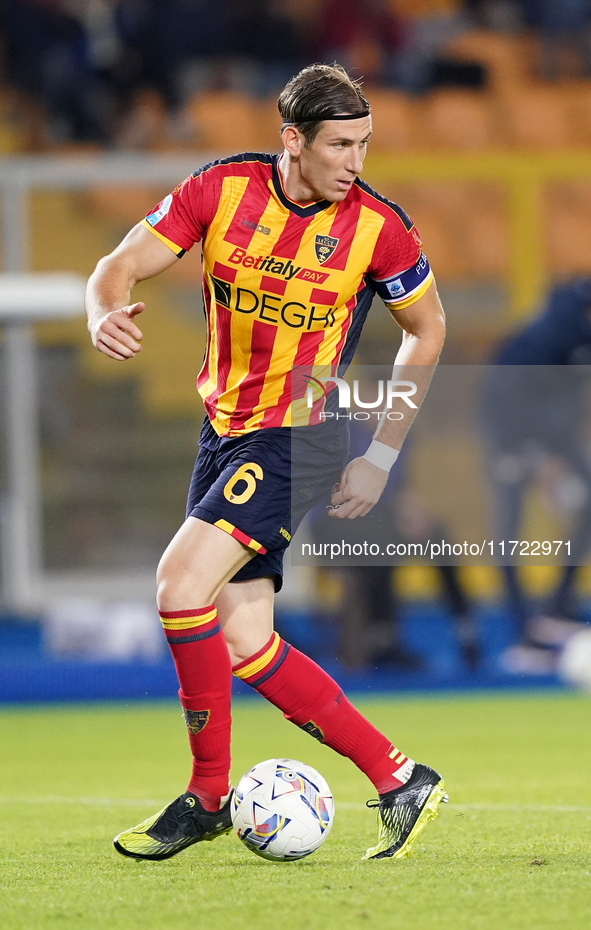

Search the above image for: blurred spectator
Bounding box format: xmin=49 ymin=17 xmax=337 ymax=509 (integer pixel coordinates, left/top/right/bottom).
xmin=311 ymin=421 xmax=480 ymax=671
xmin=99 ymin=0 xmax=307 ymax=142
xmin=0 ymin=0 xmax=109 ymax=143
xmin=518 ymin=0 xmax=591 ymax=79
xmin=386 ymin=0 xmax=486 ymax=92
xmin=108 ymin=0 xmax=232 ymax=144
xmin=329 ymin=558 xmax=479 ymax=672
xmin=0 ymin=0 xmax=491 ymax=148
xmin=482 ymin=279 xmax=591 ymax=672
xmin=313 ymin=0 xmax=405 ymax=85
xmin=224 ymin=0 xmax=308 ymax=96
xmin=464 ymin=0 xmax=524 ymax=32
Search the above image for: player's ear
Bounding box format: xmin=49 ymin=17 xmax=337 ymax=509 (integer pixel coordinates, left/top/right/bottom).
xmin=282 ymin=125 xmax=304 ymax=157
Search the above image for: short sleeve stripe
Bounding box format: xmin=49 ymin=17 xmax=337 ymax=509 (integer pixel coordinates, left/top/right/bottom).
xmin=140 ymin=219 xmax=186 ymax=257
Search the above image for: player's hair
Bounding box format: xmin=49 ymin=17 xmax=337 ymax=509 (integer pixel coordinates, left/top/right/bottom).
xmin=278 ymin=63 xmax=370 ymax=146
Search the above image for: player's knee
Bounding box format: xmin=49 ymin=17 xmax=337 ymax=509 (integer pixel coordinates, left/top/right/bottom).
xmin=223 ymin=631 xmax=251 ymax=667
xmin=155 ymin=566 xmax=213 ymax=613
xmin=155 ymin=574 xmax=175 ymax=612
xmin=225 ymin=627 xmax=272 ymax=667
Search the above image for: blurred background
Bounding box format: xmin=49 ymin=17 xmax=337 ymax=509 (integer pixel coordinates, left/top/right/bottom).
xmin=2 ymin=0 xmax=591 ymax=701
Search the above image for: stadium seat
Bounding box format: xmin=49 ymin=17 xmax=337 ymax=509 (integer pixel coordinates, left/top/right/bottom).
xmin=464 ymin=184 xmax=507 ymax=277
xmin=444 ymin=29 xmax=537 ymax=91
xmin=422 ymin=89 xmax=499 ymax=150
xmin=561 ymin=83 xmax=591 ymax=148
xmin=82 ymin=187 xmax=161 ymax=226
xmin=116 ymin=90 xmax=178 ymax=152
xmin=0 ymin=88 xmax=23 ymax=153
xmin=185 ymin=92 xmax=260 ymax=152
xmin=500 ymin=85 xmax=574 ymax=149
xmin=385 ymin=182 xmax=506 ymax=279
xmin=252 ymin=97 xmax=284 ymax=154
xmin=82 ymin=188 xmax=205 ymax=285
xmin=546 ymin=181 xmax=591 ymax=275
xmin=364 ymin=89 xmax=425 ymax=151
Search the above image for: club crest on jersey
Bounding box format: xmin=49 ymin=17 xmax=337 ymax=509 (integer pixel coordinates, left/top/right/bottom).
xmin=315 ymin=235 xmax=339 ymax=265
xmin=182 ymin=708 xmax=210 ymax=734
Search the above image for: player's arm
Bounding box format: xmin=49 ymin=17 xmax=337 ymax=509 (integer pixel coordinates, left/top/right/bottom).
xmin=372 ymin=278 xmax=445 ymax=449
xmin=86 ymin=223 xmax=180 ymax=361
xmin=329 ymin=279 xmax=445 ymax=519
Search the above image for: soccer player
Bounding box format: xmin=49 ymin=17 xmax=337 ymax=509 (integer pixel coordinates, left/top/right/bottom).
xmin=86 ymin=63 xmax=447 ymax=861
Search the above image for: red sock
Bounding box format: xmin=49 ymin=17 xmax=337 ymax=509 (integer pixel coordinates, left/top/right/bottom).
xmin=232 ymin=633 xmax=414 ymax=794
xmin=160 ymin=606 xmax=232 ymax=811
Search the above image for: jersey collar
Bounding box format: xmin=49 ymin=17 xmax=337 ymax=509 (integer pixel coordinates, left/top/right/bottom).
xmin=271 ymin=155 xmax=331 ymax=218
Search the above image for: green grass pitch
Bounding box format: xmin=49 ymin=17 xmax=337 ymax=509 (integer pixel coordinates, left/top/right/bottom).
xmin=1 ymin=692 xmax=590 ymax=930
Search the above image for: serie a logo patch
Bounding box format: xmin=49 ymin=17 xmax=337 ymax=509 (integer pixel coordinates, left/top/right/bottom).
xmin=315 ymin=235 xmax=339 ymax=265
xmin=183 ymin=708 xmax=210 ymax=734
xmin=145 ymin=193 xmax=172 ymax=226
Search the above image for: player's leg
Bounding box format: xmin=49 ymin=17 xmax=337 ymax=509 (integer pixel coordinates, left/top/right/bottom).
xmin=113 ymin=517 xmax=253 ymax=861
xmin=225 ymin=577 xmax=413 ymax=790
xmin=215 ymin=576 xmax=275 ymax=664
xmin=157 ymin=515 xmax=254 ymax=609
xmin=156 ymin=516 xmax=254 ymax=808
xmin=218 ymin=573 xmax=447 ymax=859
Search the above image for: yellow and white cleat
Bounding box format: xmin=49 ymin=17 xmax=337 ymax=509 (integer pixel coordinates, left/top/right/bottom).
xmin=363 ymin=764 xmax=448 ymax=860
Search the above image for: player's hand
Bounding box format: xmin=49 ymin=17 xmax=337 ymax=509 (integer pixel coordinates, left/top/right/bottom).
xmin=91 ymin=302 xmax=145 ymax=360
xmin=327 ymin=456 xmax=389 ymax=519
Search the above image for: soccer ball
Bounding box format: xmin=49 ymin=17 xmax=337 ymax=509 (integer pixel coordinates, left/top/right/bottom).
xmin=231 ymin=758 xmax=334 ymax=861
xmin=558 ymin=628 xmax=591 ymax=692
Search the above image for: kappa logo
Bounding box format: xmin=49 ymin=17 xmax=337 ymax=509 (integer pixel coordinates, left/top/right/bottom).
xmin=182 ymin=708 xmax=211 ymax=735
xmin=315 ymin=235 xmax=339 ymax=265
xmin=241 ymin=218 xmax=271 ymax=236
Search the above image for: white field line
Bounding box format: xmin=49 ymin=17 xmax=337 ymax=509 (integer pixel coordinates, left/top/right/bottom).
xmin=0 ymin=797 xmax=589 ymax=813
xmin=0 ymin=797 xmax=166 ymax=807
xmin=341 ymin=802 xmax=591 ymax=813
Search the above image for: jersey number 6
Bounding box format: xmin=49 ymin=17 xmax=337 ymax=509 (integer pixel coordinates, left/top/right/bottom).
xmin=223 ymin=462 xmax=264 ymax=504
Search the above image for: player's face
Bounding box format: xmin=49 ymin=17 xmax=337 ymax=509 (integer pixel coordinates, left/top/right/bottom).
xmin=300 ymin=117 xmax=372 ymax=202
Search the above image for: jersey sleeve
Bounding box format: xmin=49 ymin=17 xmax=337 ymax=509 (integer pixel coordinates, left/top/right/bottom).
xmin=141 ymin=169 xmax=219 ymax=257
xmin=368 ymin=209 xmax=434 ymax=311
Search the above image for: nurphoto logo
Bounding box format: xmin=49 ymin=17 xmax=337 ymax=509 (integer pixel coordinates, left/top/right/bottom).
xmin=304 ymin=376 xmax=418 ymax=413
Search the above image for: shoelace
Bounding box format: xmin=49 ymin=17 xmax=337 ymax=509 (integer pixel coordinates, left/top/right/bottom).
xmin=179 ymin=806 xmax=198 ymax=820
xmin=366 ymin=792 xmax=403 ymax=811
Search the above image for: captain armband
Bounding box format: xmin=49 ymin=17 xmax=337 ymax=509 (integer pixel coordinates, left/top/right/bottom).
xmin=373 ymin=252 xmax=433 ymax=309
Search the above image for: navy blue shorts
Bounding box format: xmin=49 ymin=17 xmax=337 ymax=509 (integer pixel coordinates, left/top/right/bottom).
xmin=187 ymin=417 xmax=349 ymax=591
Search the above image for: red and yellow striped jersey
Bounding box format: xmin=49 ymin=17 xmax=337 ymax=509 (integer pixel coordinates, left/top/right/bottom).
xmin=142 ymin=153 xmax=433 ymax=436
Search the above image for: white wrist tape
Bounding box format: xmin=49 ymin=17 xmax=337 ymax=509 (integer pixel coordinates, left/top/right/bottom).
xmin=362 ymin=440 xmax=400 ymax=473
